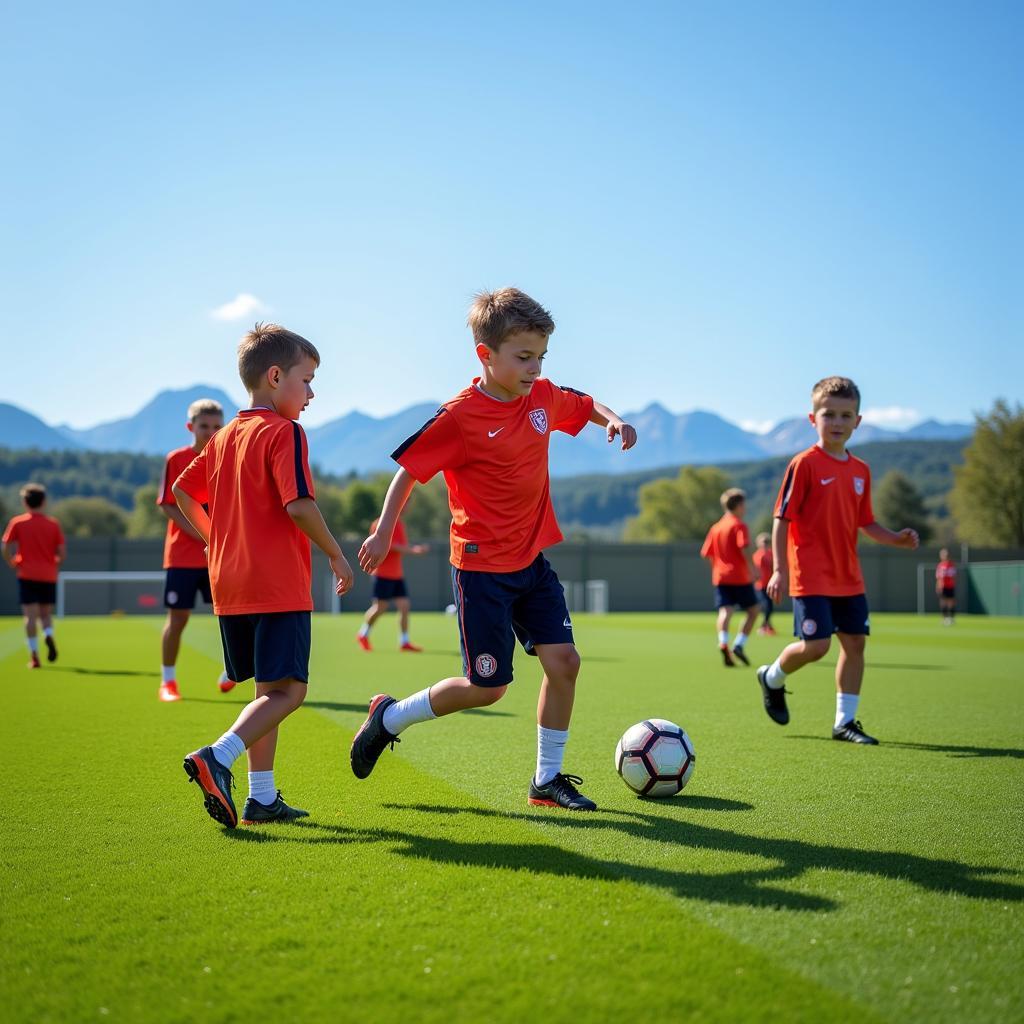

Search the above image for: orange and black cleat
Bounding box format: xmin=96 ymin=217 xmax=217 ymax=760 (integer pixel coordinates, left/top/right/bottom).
xmin=183 ymin=746 xmax=237 ymax=828
xmin=528 ymin=773 xmax=597 ymax=811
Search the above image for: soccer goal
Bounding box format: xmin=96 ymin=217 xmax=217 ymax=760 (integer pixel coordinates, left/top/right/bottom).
xmin=561 ymin=579 xmax=610 ymax=614
xmin=57 ymin=571 xmax=166 ymax=617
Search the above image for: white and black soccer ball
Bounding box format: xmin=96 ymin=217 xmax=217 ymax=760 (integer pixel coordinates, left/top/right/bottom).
xmin=614 ymin=719 xmax=696 ymax=798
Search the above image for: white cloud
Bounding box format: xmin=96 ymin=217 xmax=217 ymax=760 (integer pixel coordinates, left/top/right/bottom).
xmin=739 ymin=418 xmax=777 ymax=435
xmin=860 ymin=406 xmax=921 ymax=429
xmin=210 ymin=293 xmax=268 ymax=321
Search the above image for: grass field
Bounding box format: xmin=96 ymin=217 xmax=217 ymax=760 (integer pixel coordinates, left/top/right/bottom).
xmin=1 ymin=611 xmax=1022 ymax=1023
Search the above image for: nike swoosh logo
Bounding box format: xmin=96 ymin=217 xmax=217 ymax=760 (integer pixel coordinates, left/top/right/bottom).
xmin=820 ymin=477 xmax=835 ymax=485
xmin=488 ymin=428 xmax=504 ymax=438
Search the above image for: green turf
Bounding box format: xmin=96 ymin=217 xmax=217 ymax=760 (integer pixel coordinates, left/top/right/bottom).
xmin=1 ymin=612 xmax=1021 ymax=1023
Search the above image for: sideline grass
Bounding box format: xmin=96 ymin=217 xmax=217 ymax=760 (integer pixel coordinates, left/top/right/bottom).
xmin=0 ymin=612 xmax=1021 ymax=1023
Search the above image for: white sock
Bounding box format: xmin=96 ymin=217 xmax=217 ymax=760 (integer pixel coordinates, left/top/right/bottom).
xmin=358 ymin=623 xmax=370 ymax=638
xmin=382 ymin=688 xmax=436 ymax=735
xmin=248 ymin=770 xmax=276 ymax=805
xmin=210 ymin=731 xmax=245 ymax=768
xmin=27 ymin=636 xmax=39 ymax=654
xmin=400 ymin=631 xmax=410 ymax=645
xmin=733 ymin=632 xmax=749 ymax=648
xmin=535 ymin=726 xmax=569 ymax=787
xmin=43 ymin=626 xmax=54 ymax=638
xmin=835 ymin=692 xmax=859 ymax=728
xmin=218 ymin=669 xmax=231 ymax=683
xmin=765 ymin=659 xmax=787 ymax=689
xmin=718 ymin=630 xmax=729 ymax=645
xmin=161 ymin=665 xmax=176 ymax=684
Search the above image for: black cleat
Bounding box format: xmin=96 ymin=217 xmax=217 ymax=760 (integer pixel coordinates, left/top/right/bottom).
xmin=44 ymin=635 xmax=58 ymax=662
xmin=720 ymin=644 xmax=735 ymax=667
xmin=183 ymin=746 xmax=237 ymax=828
xmin=350 ymin=694 xmax=400 ymax=779
xmin=241 ymin=792 xmax=310 ymax=824
xmin=757 ymin=665 xmax=790 ymax=725
xmin=731 ymin=644 xmax=750 ymax=666
xmin=832 ymin=719 xmax=879 ymax=745
xmin=528 ymin=773 xmax=597 ymax=811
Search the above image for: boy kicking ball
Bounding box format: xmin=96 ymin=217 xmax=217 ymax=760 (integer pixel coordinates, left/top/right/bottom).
xmin=757 ymin=376 xmax=919 ymax=744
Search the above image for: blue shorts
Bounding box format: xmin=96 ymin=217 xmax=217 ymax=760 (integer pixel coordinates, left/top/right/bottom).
xmin=218 ymin=611 xmax=311 ymax=684
xmin=164 ymin=568 xmax=212 ymax=610
xmin=372 ymin=577 xmax=408 ymax=601
xmin=714 ymin=583 xmax=758 ymax=610
xmin=452 ymin=554 xmax=574 ymax=687
xmin=793 ymin=594 xmax=870 ymax=639
xmin=18 ymin=579 xmax=56 ymax=605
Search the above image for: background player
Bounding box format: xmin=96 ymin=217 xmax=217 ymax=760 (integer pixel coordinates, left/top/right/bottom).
xmin=700 ymin=489 xmax=759 ymax=666
xmin=352 ymin=287 xmax=637 ymax=812
xmin=757 ymin=376 xmax=919 ymax=745
xmin=936 ymin=548 xmax=958 ymax=624
xmin=356 ymin=511 xmax=429 ymax=651
xmin=3 ymin=483 xmax=65 ymax=669
xmin=155 ymin=398 xmax=232 ymax=702
xmin=754 ymin=531 xmax=776 ymax=635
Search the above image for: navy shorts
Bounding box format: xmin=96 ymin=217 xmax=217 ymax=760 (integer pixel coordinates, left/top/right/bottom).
xmin=18 ymin=579 xmax=56 ymax=605
xmin=218 ymin=611 xmax=311 ymax=684
xmin=164 ymin=568 xmax=212 ymax=610
xmin=372 ymin=577 xmax=408 ymax=601
xmin=793 ymin=594 xmax=870 ymax=639
xmin=940 ymin=587 xmax=956 ymax=599
xmin=714 ymin=583 xmax=758 ymax=609
xmin=452 ymin=554 xmax=574 ymax=687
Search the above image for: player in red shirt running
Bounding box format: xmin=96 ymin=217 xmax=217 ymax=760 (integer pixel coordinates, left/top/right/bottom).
xmin=351 ymin=288 xmax=637 ymax=811
xmin=935 ymin=549 xmax=958 ymax=625
xmin=753 ymin=532 xmax=776 ymax=635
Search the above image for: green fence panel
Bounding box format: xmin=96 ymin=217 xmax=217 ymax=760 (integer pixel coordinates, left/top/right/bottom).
xmin=966 ymin=562 xmax=1024 ymax=616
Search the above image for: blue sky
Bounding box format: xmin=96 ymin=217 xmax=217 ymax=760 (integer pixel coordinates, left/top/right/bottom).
xmin=2 ymin=1 xmax=1021 ymax=432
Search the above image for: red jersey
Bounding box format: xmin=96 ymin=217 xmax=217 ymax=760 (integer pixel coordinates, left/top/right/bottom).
xmin=753 ymin=548 xmax=773 ymax=590
xmin=774 ymin=445 xmax=875 ymax=597
xmin=936 ymin=561 xmax=957 ymax=589
xmin=157 ymin=445 xmax=208 ymax=569
xmin=3 ymin=512 xmax=65 ymax=582
xmin=174 ymin=409 xmax=316 ymax=615
xmin=700 ymin=514 xmax=752 ymax=585
xmin=393 ymin=377 xmax=593 ymax=572
xmin=374 ymin=518 xmax=407 ymax=579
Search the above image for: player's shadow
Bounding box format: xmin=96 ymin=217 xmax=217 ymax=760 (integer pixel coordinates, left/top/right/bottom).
xmin=57 ymin=666 xmax=154 ymax=678
xmin=785 ymin=736 xmax=1023 ymax=759
xmin=868 ymin=663 xmax=947 ymax=671
xmin=303 ymin=700 xmax=514 ymax=718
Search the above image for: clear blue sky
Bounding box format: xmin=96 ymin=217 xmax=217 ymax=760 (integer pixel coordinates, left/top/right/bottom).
xmin=2 ymin=1 xmax=1021 ymax=432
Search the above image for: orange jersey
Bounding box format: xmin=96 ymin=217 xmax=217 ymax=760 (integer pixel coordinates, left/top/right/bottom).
xmin=157 ymin=445 xmax=208 ymax=569
xmin=174 ymin=409 xmax=316 ymax=615
xmin=393 ymin=377 xmax=593 ymax=572
xmin=700 ymin=514 xmax=752 ymax=585
xmin=774 ymin=446 xmax=875 ymax=597
xmin=936 ymin=561 xmax=957 ymax=588
xmin=3 ymin=512 xmax=65 ymax=582
xmin=374 ymin=518 xmax=407 ymax=579
xmin=753 ymin=548 xmax=773 ymax=589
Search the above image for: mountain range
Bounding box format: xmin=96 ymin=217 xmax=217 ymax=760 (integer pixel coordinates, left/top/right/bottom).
xmin=0 ymin=387 xmax=973 ymax=478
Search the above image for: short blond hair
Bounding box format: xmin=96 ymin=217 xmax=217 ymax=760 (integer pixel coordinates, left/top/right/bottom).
xmin=721 ymin=488 xmax=746 ymax=512
xmin=467 ymin=288 xmax=555 ymax=350
xmin=237 ymin=323 xmax=320 ymax=392
xmin=187 ymin=398 xmax=224 ymax=422
xmin=812 ymin=376 xmax=861 ymax=411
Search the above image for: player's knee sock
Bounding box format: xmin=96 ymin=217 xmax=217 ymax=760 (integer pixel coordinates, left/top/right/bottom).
xmin=27 ymin=636 xmax=39 ymax=654
xmin=764 ymin=659 xmax=786 ymax=689
xmin=382 ymin=687 xmax=436 ymax=735
xmin=718 ymin=630 xmax=729 ymax=646
xmin=733 ymin=632 xmax=749 ymax=648
xmin=161 ymin=665 xmax=175 ymax=683
xmin=535 ymin=726 xmax=569 ymax=787
xmin=835 ymin=692 xmax=859 ymax=728
xmin=358 ymin=623 xmax=371 ymax=638
xmin=210 ymin=731 xmax=245 ymax=768
xmin=400 ymin=631 xmax=410 ymax=645
xmin=218 ymin=669 xmax=231 ymax=683
xmin=247 ymin=770 xmax=276 ymax=805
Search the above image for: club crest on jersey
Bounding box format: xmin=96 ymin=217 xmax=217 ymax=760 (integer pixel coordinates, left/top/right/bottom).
xmin=474 ymin=653 xmax=497 ymax=678
xmin=529 ymin=409 xmax=548 ymax=435
xmin=853 ymin=477 xmax=865 ymax=495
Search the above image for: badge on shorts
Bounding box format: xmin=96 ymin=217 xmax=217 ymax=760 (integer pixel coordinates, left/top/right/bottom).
xmin=166 ymin=590 xmax=178 ymax=605
xmin=475 ymin=653 xmax=497 ymax=678
xmin=802 ymin=618 xmax=818 ymax=636
xmin=853 ymin=476 xmax=864 ymax=495
xmin=529 ymin=409 xmax=548 ymax=434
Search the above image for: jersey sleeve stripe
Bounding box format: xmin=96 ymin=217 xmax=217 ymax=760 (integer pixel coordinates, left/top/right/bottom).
xmin=777 ymin=463 xmax=797 ymax=518
xmin=558 ymin=385 xmax=590 ymax=398
xmin=292 ymin=422 xmax=311 ymax=500
xmin=391 ymin=407 xmax=446 ymax=462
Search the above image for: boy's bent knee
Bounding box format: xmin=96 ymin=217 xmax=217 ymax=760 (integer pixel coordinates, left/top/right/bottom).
xmin=801 ymin=638 xmax=831 ymax=660
xmin=470 ymin=682 xmax=507 ymax=706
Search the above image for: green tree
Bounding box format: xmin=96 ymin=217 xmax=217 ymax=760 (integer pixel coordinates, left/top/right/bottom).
xmin=949 ymin=400 xmax=1024 ymax=546
xmin=402 ymin=476 xmax=451 ymax=539
xmin=873 ymin=470 xmax=932 ymax=543
xmin=343 ymin=478 xmax=389 ymax=537
xmin=126 ymin=484 xmax=167 ymax=538
xmin=52 ymin=496 xmax=128 ymax=537
xmin=315 ymin=482 xmax=349 ymax=540
xmin=623 ymin=465 xmax=730 ymax=542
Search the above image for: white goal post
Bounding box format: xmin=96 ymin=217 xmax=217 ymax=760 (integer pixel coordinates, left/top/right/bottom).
xmin=57 ymin=571 xmax=166 ymax=617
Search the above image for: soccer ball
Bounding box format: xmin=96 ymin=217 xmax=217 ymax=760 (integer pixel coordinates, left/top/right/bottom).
xmin=614 ymin=719 xmax=696 ymax=798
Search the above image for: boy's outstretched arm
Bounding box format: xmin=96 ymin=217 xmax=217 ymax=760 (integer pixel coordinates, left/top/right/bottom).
xmin=171 ymin=485 xmax=212 ymax=545
xmin=862 ymin=522 xmax=920 ymax=549
xmin=359 ymin=468 xmax=417 ymax=573
xmin=286 ymin=498 xmax=354 ymax=594
xmin=589 ymin=401 xmax=638 ymax=451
